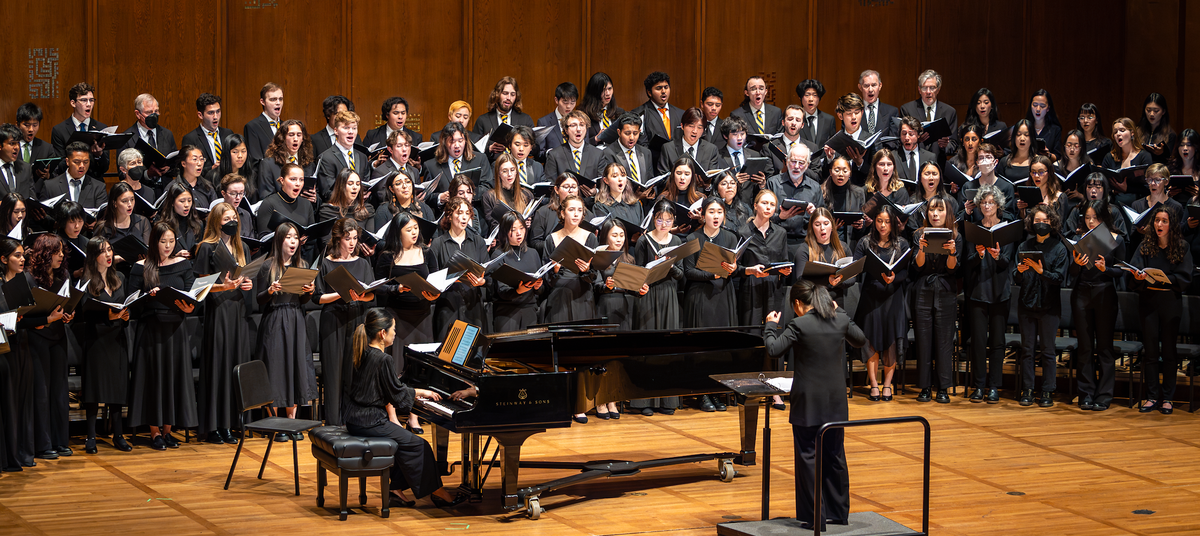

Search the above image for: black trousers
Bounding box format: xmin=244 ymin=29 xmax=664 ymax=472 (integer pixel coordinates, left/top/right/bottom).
xmin=1139 ymin=290 xmax=1182 ymax=401
xmin=347 ymin=420 xmax=443 ymax=498
xmin=30 ymin=335 xmax=69 ymax=451
xmin=793 ymin=425 xmax=849 ymax=525
xmin=967 ymin=299 xmax=1007 ymax=390
xmin=913 ymin=282 xmax=955 ymax=390
xmin=1072 ymin=283 xmax=1117 ymax=404
xmin=1018 ymin=309 xmax=1058 ymax=392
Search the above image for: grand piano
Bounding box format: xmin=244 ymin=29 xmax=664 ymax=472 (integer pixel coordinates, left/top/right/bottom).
xmin=402 ymin=322 xmax=771 ymax=519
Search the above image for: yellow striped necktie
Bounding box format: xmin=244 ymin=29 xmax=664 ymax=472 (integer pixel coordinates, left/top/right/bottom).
xmin=659 ymin=108 xmax=671 ymax=139
xmin=210 ymin=131 xmax=222 ymax=161
xmin=453 ymin=159 xmax=461 ymax=174
xmin=519 ymin=162 xmax=527 ymax=184
xmin=573 ymin=149 xmax=582 ymax=171
xmin=755 ymin=110 xmax=765 ymax=134
xmin=626 ymin=150 xmax=638 ymax=181
xmin=501 ymin=113 xmax=509 ymax=125
xmin=347 ymin=150 xmax=355 ymax=171
xmin=269 ymin=120 xmax=279 ymax=130
xmin=288 ymin=155 xmax=297 ymax=164
xmin=601 ymin=109 xmax=610 ymax=130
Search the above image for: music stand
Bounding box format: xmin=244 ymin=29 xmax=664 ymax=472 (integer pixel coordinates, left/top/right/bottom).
xmin=710 ymin=371 xmax=793 ymax=521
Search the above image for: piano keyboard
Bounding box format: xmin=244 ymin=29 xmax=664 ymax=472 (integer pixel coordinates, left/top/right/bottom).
xmin=419 ymin=398 xmax=473 ymax=418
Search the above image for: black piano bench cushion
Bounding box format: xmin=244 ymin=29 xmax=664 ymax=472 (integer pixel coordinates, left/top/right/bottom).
xmin=310 ymin=426 xmax=397 ymax=471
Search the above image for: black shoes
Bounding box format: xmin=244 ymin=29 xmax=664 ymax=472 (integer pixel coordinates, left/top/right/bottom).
xmin=85 ymin=438 xmax=97 ymax=454
xmin=219 ymin=429 xmax=239 ymax=445
xmin=610 ymin=410 xmax=620 ymax=420
xmin=935 ymin=390 xmax=950 ymax=404
xmin=596 ymin=411 xmax=611 ymax=420
xmin=1038 ymin=392 xmax=1054 ymax=408
xmin=573 ymin=415 xmax=588 ymax=424
xmin=1092 ymin=402 xmax=1109 ymax=411
xmin=881 ymin=386 xmax=893 ymax=402
xmin=55 ymin=446 xmax=73 ymax=457
xmin=713 ymin=396 xmax=727 ymax=411
xmin=1139 ymin=400 xmax=1158 ymax=413
xmin=1160 ymin=402 xmax=1174 ymax=415
xmin=1079 ymin=395 xmax=1094 ymax=411
xmin=916 ymin=388 xmax=932 ymax=403
xmin=656 ymin=408 xmax=675 ymax=415
xmin=868 ymin=387 xmax=881 ymax=402
xmin=969 ymin=389 xmax=984 ymax=403
xmin=1019 ymin=390 xmax=1034 ymax=406
xmin=35 ymin=450 xmax=59 ymax=460
xmin=771 ymin=402 xmax=786 ymax=411
xmin=430 ymin=490 xmax=469 ymax=508
xmin=205 ymin=431 xmax=226 ymax=444
xmin=150 ymin=436 xmax=167 ymax=451
xmin=699 ymin=395 xmax=716 ymax=412
xmin=275 ymin=432 xmax=291 ymax=442
xmin=388 ymin=494 xmax=416 ymax=508
xmin=162 ymin=434 xmax=180 ymax=449
xmin=986 ymin=389 xmax=1000 ymax=404
xmin=641 ymin=408 xmax=654 ymax=416
xmin=114 ymin=435 xmax=133 ymax=452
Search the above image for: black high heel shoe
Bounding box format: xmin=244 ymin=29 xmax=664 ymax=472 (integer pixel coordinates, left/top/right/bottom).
xmin=430 ymin=490 xmax=469 ymax=508
xmin=85 ymin=437 xmax=97 ymax=454
xmin=881 ymin=386 xmax=893 ymax=402
xmin=867 ymin=387 xmax=881 ymax=402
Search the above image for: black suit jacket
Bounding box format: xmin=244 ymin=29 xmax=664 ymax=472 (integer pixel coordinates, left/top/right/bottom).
xmin=362 ymin=125 xmax=423 ymax=150
xmin=656 ymin=138 xmax=722 ymax=176
xmin=121 ymin=124 xmax=178 ymax=155
xmin=892 ymin=146 xmax=937 ymax=185
xmin=600 ymin=144 xmax=654 ymax=185
xmin=181 ymin=126 xmax=235 ymax=169
xmin=419 ymin=152 xmax=494 ymax=213
xmin=634 ymin=100 xmax=684 ymax=160
xmin=545 ymin=143 xmax=604 ymax=182
xmin=730 ymin=103 xmax=783 ymax=136
xmin=316 ymin=145 xmax=371 ymax=201
xmin=516 ymin=157 xmax=546 ymax=186
xmin=799 ymin=110 xmax=837 ymax=149
xmin=702 ymin=117 xmax=725 ymax=146
xmin=764 ymin=311 xmax=866 ymax=427
xmin=0 ymin=160 xmax=35 ymax=198
xmin=863 ymin=101 xmax=899 ymax=138
xmin=242 ymin=114 xmax=277 ymax=164
xmin=50 ymin=118 xmax=110 ymax=179
xmin=535 ymin=112 xmax=564 ymax=160
xmin=24 ymin=138 xmax=56 ymax=162
xmin=899 ymin=99 xmax=959 ymax=160
xmin=472 ymin=110 xmax=535 ymax=138
xmin=36 ymin=172 xmax=107 ymax=210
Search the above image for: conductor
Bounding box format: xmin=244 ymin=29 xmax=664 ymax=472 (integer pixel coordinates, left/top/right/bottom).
xmin=764 ymin=280 xmax=866 ymax=529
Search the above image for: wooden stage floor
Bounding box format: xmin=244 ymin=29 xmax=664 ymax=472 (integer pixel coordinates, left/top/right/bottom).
xmin=1 ymin=393 xmax=1198 ymax=535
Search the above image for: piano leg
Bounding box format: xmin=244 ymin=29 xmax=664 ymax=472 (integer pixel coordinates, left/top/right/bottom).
xmin=491 ymin=430 xmax=542 ymax=510
xmin=737 ymin=397 xmax=760 ymax=465
xmin=432 ymin=425 xmax=451 ymax=476
xmin=461 ymin=432 xmax=484 ymax=502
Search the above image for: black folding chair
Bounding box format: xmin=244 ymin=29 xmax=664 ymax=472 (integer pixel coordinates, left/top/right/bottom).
xmin=224 ymin=360 xmax=323 ymax=495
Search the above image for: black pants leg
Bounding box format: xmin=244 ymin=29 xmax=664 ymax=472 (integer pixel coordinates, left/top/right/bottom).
xmin=347 ymin=420 xmax=444 ymax=498
xmin=1092 ymin=287 xmax=1119 ymax=405
xmin=1140 ymin=291 xmax=1182 ymax=401
xmin=793 ymin=425 xmax=849 ymax=525
xmin=1019 ymin=310 xmax=1058 ymax=393
xmin=932 ymin=286 xmax=956 ymax=390
xmin=914 ymin=286 xmax=936 ymax=390
xmin=1072 ymin=285 xmax=1098 ymax=398
xmin=968 ymin=300 xmax=1007 ymax=389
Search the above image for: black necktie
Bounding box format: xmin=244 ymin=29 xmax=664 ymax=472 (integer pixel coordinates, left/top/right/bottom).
xmin=733 ymin=151 xmax=742 ymax=171
xmin=147 ymin=129 xmax=157 ymax=150
xmin=686 ymin=146 xmax=695 ymax=158
xmin=3 ymin=163 xmax=13 ymax=190
xmin=908 ymin=151 xmax=917 ymax=178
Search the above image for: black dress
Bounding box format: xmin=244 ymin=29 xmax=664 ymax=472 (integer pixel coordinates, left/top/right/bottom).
xmin=0 ymin=274 xmax=38 ymax=468
xmin=632 ymin=233 xmax=683 ymax=331
xmin=26 ymin=277 xmax=72 ymax=452
xmin=591 ymin=200 xmax=644 ymax=226
xmin=193 ymin=241 xmax=253 ymax=435
xmin=529 ymin=204 xmax=594 ymax=253
xmin=490 ymin=247 xmax=543 ymax=333
xmin=313 ymin=256 xmax=374 ymax=425
xmin=255 ymin=265 xmax=318 ymax=408
xmin=256 ymin=191 xmax=315 ymax=235
xmin=430 ymin=232 xmax=490 ymax=338
xmin=736 ymin=219 xmax=788 ymax=325
xmin=542 ymin=233 xmax=599 ymax=323
xmin=595 ymin=253 xmax=638 ymax=330
xmin=682 ymin=228 xmax=738 ymax=328
xmin=78 ymin=274 xmax=130 ymax=405
xmin=852 ymin=237 xmax=910 ymax=366
xmin=317 ymin=203 xmax=376 ymax=239
xmin=128 ymin=261 xmax=199 ymax=429
xmin=375 ymin=252 xmax=437 ymax=373
xmin=342 ymin=346 xmax=444 ymax=498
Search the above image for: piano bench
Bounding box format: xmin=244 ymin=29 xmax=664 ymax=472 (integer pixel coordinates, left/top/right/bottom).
xmin=309 ymin=426 xmax=398 ymax=521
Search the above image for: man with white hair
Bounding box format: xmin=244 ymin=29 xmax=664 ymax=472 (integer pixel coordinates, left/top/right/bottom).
xmin=766 ymin=142 xmax=824 ymax=248
xmin=858 ymin=70 xmax=899 ymax=138
xmin=121 ymin=93 xmax=178 ymax=155
xmin=899 ymin=69 xmax=958 ymax=159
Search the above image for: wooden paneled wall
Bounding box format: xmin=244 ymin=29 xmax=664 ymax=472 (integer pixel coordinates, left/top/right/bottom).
xmin=2 ymin=0 xmax=1195 ymax=148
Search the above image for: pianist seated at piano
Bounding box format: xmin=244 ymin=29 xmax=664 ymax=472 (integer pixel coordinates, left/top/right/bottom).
xmin=342 ymin=307 xmax=468 ymax=509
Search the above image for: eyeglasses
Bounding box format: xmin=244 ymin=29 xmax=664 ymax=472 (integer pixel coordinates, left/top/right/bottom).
xmin=1078 ymin=115 xmax=1095 ymax=122
xmin=226 ymin=191 xmax=245 ymax=199
xmin=655 ymin=219 xmax=675 ymax=226
xmin=787 ymin=159 xmax=808 ymax=166
xmin=1030 ymin=170 xmax=1048 ymax=177
xmin=560 ymin=185 xmax=578 ymax=191
xmin=1147 ymin=177 xmax=1166 ymax=184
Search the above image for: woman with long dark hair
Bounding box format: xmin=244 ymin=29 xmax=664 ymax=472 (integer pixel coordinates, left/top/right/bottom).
xmin=24 ymin=234 xmax=74 ymax=459
xmin=373 ymin=165 xmax=434 ymax=231
xmin=910 ymin=195 xmax=960 ymax=403
xmin=529 ymin=173 xmax=591 ymax=253
xmin=207 ymin=133 xmax=257 ymax=200
xmin=0 ymin=193 xmax=27 ymax=239
xmin=153 ymin=181 xmax=204 ymax=257
xmin=193 ymin=203 xmax=254 ymax=444
xmin=257 ymin=119 xmax=317 ymax=201
xmin=479 ymin=153 xmax=533 ymax=230
xmin=312 ymin=218 xmax=375 ymax=426
xmin=490 ymin=211 xmax=543 ymax=333
xmin=78 ymin=237 xmax=133 ymax=452
xmin=1025 ymin=89 xmax=1062 ymax=158
xmin=1130 ymin=206 xmax=1193 ymax=414
xmin=581 ymin=72 xmax=623 ymax=144
xmin=319 ymin=168 xmax=375 ymax=238
xmin=999 ymin=119 xmax=1037 ymax=184
xmin=591 ymin=161 xmax=643 ymax=224
xmin=255 ymin=223 xmax=317 ymax=438
xmin=853 ymin=205 xmax=910 ymax=402
xmin=1069 ymin=200 xmax=1125 ymax=412
xmin=1077 ymin=103 xmax=1111 ymax=157
xmin=0 ymin=239 xmax=36 ymax=467
xmin=1138 ymin=93 xmax=1177 ymax=166
xmin=128 ymin=222 xmax=198 ymax=450
xmin=963 ymin=88 xmax=1007 ymax=138
xmin=94 ymin=182 xmax=152 ymax=265
xmin=628 ymin=200 xmax=683 ymax=416
xmin=430 ymin=196 xmax=489 ymax=340
xmin=342 ymin=307 xmax=467 ymax=508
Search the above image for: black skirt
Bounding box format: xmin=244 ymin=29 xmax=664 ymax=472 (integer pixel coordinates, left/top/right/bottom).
xmin=129 ymin=314 xmax=199 ymax=428
xmin=199 ymin=295 xmax=251 ymax=433
xmin=258 ymin=304 xmax=318 ymax=408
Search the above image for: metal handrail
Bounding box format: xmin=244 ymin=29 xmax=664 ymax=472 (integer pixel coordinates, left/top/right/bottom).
xmin=814 ymin=415 xmax=930 ymax=536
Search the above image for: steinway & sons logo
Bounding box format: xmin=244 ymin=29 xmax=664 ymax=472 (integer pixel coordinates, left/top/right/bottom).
xmin=498 ymin=388 xmax=549 ymax=406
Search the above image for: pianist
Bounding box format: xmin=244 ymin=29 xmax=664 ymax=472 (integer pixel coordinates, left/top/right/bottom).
xmin=764 ymin=280 xmax=866 ymax=530
xmin=343 ymin=307 xmax=468 ymax=508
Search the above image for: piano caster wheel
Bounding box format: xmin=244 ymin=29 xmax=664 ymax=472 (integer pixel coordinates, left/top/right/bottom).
xmin=719 ymin=459 xmax=736 ymax=482
xmin=526 ymin=497 xmax=543 ymax=520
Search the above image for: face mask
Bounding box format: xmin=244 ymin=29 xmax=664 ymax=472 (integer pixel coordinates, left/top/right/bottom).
xmin=221 ymin=221 xmax=239 ymax=237
xmin=1033 ymin=222 xmax=1052 ymax=236
xmin=144 ymin=113 xmax=159 ymax=129
xmin=978 ymin=159 xmax=996 ymax=174
xmin=126 ymin=165 xmax=147 ymax=182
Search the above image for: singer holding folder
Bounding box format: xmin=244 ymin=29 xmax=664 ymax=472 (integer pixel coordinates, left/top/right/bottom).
xmin=25 ymin=234 xmax=77 ymax=459
xmin=255 ymin=223 xmax=317 ymax=436
xmin=1130 ymin=206 xmax=1193 ymax=415
xmin=128 ymin=222 xmax=198 ymax=451
xmin=963 ymin=185 xmax=1015 ymax=404
xmin=627 ymin=200 xmax=683 ymax=416
xmin=763 ymin=280 xmax=866 ymax=530
xmin=1069 ymin=201 xmax=1125 ymax=411
xmin=853 ymin=205 xmax=910 ymax=402
xmin=192 ymin=204 xmax=254 ymax=444
xmin=1012 ymin=204 xmax=1069 ymax=407
xmin=312 ymin=218 xmax=375 ymax=427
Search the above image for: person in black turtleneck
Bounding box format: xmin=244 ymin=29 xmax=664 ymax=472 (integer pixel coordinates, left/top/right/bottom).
xmin=1068 ymin=200 xmax=1126 ymax=411
xmin=1012 ymin=204 xmax=1068 ymax=407
xmin=821 ymin=156 xmax=867 ymax=247
xmin=1130 ymin=206 xmax=1193 ymax=415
